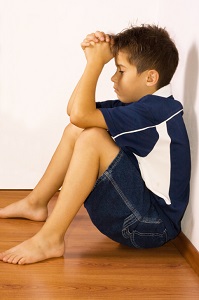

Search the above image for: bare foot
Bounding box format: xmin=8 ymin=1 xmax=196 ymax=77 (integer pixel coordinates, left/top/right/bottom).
xmin=0 ymin=196 xmax=48 ymax=221
xmin=0 ymin=234 xmax=65 ymax=264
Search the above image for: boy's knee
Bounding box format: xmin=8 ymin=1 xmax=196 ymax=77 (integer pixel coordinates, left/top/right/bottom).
xmin=78 ymin=127 xmax=109 ymax=143
xmin=76 ymin=127 xmax=119 ymax=153
xmin=75 ymin=128 xmax=111 ymax=150
xmin=62 ymin=123 xmax=83 ymax=140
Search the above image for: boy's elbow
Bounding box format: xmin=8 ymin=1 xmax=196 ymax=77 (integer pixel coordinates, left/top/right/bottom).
xmin=70 ymin=114 xmax=78 ymax=127
xmin=66 ymin=107 xmax=70 ymax=116
xmin=70 ymin=112 xmax=85 ymax=128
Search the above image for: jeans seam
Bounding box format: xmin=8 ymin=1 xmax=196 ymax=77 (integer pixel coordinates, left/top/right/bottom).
xmin=134 ymin=231 xmax=166 ymax=237
xmin=140 ymin=217 xmax=162 ymax=224
xmin=91 ymin=149 xmax=123 ymax=191
xmin=105 ymin=171 xmax=140 ymax=216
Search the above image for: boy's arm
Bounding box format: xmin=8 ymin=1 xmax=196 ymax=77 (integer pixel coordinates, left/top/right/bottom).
xmin=68 ymin=32 xmax=113 ymax=129
xmin=67 ymin=32 xmax=103 ymax=116
xmin=67 ymin=80 xmax=81 ymax=116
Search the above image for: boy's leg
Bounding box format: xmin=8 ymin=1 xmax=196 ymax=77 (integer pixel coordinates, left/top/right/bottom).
xmin=0 ymin=123 xmax=83 ymax=221
xmin=0 ymin=127 xmax=120 ymax=264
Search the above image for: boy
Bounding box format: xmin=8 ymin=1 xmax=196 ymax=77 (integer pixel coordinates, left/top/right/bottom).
xmin=0 ymin=25 xmax=191 ymax=264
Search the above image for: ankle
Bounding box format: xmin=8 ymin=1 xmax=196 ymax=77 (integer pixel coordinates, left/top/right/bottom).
xmin=37 ymin=229 xmax=65 ymax=247
xmin=27 ymin=192 xmax=45 ymax=207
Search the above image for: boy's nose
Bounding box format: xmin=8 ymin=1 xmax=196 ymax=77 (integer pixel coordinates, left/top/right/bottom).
xmin=111 ymin=73 xmax=117 ymax=82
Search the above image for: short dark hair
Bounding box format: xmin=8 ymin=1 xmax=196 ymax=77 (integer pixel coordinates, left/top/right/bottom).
xmin=112 ymin=25 xmax=179 ymax=89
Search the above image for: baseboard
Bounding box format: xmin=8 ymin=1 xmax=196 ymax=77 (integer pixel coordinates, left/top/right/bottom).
xmin=172 ymin=232 xmax=199 ymax=277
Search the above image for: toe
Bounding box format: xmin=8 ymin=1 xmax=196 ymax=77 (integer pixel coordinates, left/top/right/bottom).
xmin=18 ymin=258 xmax=26 ymax=265
xmin=3 ymin=253 xmax=16 ymax=263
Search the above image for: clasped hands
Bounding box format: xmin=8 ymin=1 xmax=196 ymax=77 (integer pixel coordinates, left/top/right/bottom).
xmin=81 ymin=31 xmax=114 ymax=65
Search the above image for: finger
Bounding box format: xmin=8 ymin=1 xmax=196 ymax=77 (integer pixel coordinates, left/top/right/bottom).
xmin=85 ymin=33 xmax=99 ymax=43
xmin=81 ymin=42 xmax=90 ymax=50
xmin=94 ymin=31 xmax=106 ymax=42
xmin=81 ymin=39 xmax=96 ymax=50
xmin=81 ymin=37 xmax=94 ymax=50
xmin=95 ymin=31 xmax=110 ymax=43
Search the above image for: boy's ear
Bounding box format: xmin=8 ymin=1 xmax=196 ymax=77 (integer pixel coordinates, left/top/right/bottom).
xmin=146 ymin=70 xmax=159 ymax=86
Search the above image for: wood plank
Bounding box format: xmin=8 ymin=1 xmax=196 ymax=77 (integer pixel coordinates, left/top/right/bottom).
xmin=0 ymin=190 xmax=199 ymax=299
xmin=173 ymin=231 xmax=199 ymax=277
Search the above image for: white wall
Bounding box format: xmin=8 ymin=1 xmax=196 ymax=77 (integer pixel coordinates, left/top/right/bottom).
xmin=0 ymin=0 xmax=158 ymax=188
xmin=1 ymin=0 xmax=198 ymax=251
xmin=157 ymin=0 xmax=199 ymax=251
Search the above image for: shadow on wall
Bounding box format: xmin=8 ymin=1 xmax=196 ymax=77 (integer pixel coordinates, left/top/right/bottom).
xmin=182 ymin=44 xmax=198 ymax=237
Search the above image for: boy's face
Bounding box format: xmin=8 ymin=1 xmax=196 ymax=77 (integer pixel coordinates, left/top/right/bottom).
xmin=111 ymin=51 xmax=150 ymax=103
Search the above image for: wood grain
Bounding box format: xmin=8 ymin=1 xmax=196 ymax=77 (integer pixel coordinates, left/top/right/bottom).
xmin=0 ymin=190 xmax=199 ymax=299
xmin=173 ymin=231 xmax=199 ymax=277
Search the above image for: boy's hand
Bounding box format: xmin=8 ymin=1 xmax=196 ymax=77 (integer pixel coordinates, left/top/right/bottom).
xmin=81 ymin=31 xmax=111 ymax=49
xmin=81 ymin=31 xmax=113 ymax=66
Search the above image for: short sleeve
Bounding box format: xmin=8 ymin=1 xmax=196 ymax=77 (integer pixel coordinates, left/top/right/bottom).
xmin=96 ymin=99 xmax=125 ymax=109
xmin=99 ymin=99 xmax=159 ymax=156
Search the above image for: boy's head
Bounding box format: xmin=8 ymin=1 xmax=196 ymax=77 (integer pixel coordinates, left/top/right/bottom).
xmin=112 ymin=24 xmax=179 ymax=90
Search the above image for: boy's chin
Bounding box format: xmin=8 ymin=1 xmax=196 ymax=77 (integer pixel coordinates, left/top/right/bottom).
xmin=119 ymin=97 xmax=132 ymax=104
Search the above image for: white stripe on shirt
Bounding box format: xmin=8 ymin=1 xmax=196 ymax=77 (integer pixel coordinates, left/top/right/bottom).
xmin=113 ymin=109 xmax=183 ymax=140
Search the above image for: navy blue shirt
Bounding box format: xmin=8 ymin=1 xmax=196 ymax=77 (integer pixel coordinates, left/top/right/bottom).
xmin=97 ymin=85 xmax=191 ymax=238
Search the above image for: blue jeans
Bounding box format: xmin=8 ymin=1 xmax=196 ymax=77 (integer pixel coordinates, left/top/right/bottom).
xmin=84 ymin=149 xmax=168 ymax=248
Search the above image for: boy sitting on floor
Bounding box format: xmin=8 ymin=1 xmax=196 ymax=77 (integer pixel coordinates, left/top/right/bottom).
xmin=0 ymin=25 xmax=191 ymax=264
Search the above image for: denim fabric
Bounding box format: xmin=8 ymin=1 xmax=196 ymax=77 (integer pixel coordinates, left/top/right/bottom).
xmin=84 ymin=149 xmax=168 ymax=249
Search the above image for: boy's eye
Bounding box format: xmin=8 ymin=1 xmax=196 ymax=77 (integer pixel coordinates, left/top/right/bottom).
xmin=119 ymin=70 xmax=124 ymax=74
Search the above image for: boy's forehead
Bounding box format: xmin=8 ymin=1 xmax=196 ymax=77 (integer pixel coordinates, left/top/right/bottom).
xmin=115 ymin=51 xmax=129 ymax=66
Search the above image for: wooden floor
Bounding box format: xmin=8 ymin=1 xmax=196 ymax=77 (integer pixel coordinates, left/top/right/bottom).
xmin=0 ymin=191 xmax=199 ymax=299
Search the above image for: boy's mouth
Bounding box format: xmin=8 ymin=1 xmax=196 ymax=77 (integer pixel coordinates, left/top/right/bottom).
xmin=113 ymin=86 xmax=119 ymax=93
